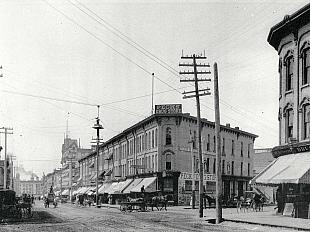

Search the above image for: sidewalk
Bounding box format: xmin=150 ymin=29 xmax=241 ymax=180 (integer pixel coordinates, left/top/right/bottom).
xmin=222 ymin=206 xmax=310 ymax=231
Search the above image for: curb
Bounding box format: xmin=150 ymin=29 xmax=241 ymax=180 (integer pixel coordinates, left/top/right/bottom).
xmin=223 ymin=218 xmax=310 ymax=231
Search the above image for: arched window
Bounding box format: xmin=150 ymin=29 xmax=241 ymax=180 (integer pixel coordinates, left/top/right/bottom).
xmin=303 ymin=104 xmax=310 ymax=139
xmin=166 ymin=153 xmax=171 ymax=170
xmin=285 ymin=109 xmax=294 ymax=142
xmin=303 ymin=48 xmax=310 ymax=85
xmin=166 ymin=127 xmax=172 ymax=145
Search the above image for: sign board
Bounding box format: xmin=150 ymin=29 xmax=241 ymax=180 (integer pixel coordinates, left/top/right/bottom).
xmin=179 ymin=172 xmax=216 ymax=182
xmin=283 ymin=203 xmax=294 ymax=217
xmin=155 ymin=104 xmax=182 ymax=114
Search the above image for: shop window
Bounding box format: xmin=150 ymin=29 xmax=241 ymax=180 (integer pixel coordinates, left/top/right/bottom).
xmin=303 ymin=104 xmax=310 ymax=139
xmin=163 ymin=178 xmax=173 ymax=192
xmin=185 ymin=180 xmax=192 ymax=191
xmin=303 ymin=48 xmax=310 ymax=85
xmin=166 ymin=127 xmax=172 ymax=145
xmin=286 ymin=109 xmax=294 ymax=142
xmin=285 ymin=56 xmax=293 ymax=91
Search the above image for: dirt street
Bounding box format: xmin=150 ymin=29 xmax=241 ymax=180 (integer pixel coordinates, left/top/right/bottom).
xmin=0 ymin=202 xmax=299 ymax=232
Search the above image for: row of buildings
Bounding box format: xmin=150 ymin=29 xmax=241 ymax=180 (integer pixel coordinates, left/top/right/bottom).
xmin=41 ymin=105 xmax=257 ymax=205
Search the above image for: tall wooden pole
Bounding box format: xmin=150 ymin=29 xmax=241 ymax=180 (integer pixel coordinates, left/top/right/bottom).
xmin=214 ymin=62 xmax=222 ymax=224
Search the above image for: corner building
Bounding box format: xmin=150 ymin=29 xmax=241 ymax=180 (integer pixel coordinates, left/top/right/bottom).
xmin=251 ymin=3 xmax=310 ymax=218
xmin=79 ymin=108 xmax=257 ymax=205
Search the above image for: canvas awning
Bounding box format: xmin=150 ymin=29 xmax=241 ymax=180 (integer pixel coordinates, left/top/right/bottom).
xmin=122 ymin=178 xmax=144 ymax=194
xmin=61 ymin=189 xmax=69 ymax=196
xmin=98 ymin=182 xmax=113 ymax=194
xmin=111 ymin=179 xmax=134 ymax=194
xmin=130 ymin=177 xmax=157 ymax=193
xmin=250 ymin=152 xmax=310 ymax=185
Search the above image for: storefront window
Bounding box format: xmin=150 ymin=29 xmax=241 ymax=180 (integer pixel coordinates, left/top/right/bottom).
xmin=163 ymin=178 xmax=173 ymax=192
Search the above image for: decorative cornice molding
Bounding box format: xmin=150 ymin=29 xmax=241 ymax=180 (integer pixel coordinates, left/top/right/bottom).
xmin=272 ymin=140 xmax=310 ymax=158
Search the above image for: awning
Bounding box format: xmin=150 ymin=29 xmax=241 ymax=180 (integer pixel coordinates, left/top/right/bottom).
xmin=108 ymin=179 xmax=134 ymax=194
xmin=130 ymin=177 xmax=157 ymax=193
xmin=98 ymin=182 xmax=113 ymax=194
xmin=61 ymin=189 xmax=69 ymax=195
xmin=250 ymin=152 xmax=310 ymax=185
xmin=123 ymin=178 xmax=144 ymax=193
xmin=105 ymin=169 xmax=113 ymax=176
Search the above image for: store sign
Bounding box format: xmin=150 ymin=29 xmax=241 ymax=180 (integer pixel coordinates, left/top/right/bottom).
xmin=179 ymin=172 xmax=216 ymax=182
xmin=155 ymin=104 xmax=182 ymax=114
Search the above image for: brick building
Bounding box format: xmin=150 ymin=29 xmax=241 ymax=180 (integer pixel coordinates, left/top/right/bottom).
xmin=78 ymin=105 xmax=257 ymax=205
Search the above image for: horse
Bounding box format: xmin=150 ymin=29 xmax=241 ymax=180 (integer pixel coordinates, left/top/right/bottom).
xmin=151 ymin=195 xmax=168 ymax=211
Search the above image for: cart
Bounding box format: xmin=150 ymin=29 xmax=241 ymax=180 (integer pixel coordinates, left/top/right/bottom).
xmin=119 ymin=198 xmax=146 ymax=212
xmin=0 ymin=190 xmax=22 ymax=219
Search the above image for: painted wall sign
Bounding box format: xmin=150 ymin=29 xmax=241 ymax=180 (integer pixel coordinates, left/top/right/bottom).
xmin=155 ymin=104 xmax=182 ymax=114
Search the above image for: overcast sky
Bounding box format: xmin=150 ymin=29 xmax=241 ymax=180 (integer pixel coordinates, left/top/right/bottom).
xmin=0 ymin=0 xmax=309 ymax=177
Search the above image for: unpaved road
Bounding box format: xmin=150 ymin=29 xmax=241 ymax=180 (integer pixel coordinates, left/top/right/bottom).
xmin=0 ymin=202 xmax=298 ymax=232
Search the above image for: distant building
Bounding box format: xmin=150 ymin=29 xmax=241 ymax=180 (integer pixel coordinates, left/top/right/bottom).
xmin=14 ymin=173 xmax=42 ymax=197
xmin=78 ymin=105 xmax=257 ymax=205
xmin=253 ymin=148 xmax=274 ymax=176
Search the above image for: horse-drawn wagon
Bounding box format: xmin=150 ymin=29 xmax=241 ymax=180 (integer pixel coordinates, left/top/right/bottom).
xmin=0 ymin=190 xmax=22 ymax=219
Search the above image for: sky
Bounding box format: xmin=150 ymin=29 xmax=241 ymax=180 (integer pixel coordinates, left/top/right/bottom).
xmin=0 ymin=0 xmax=309 ymax=177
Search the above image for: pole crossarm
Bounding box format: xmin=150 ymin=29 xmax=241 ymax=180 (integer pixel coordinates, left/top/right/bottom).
xmin=183 ymin=88 xmax=210 ymax=95
xmin=183 ymin=92 xmax=211 ymax=99
xmin=179 ymin=71 xmax=211 ymax=75
xmin=181 ymin=56 xmax=207 ymax=59
xmin=180 ymin=78 xmax=211 ymax=82
xmin=179 ymin=63 xmax=210 ymax=67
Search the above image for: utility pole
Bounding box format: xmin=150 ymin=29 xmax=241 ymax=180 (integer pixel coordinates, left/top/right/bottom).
xmin=179 ymin=53 xmax=211 ymax=218
xmin=189 ymin=132 xmax=195 ymax=209
xmin=151 ymin=73 xmax=155 ymax=115
xmin=214 ymin=62 xmax=222 ymax=223
xmin=92 ymin=105 xmax=103 ymax=207
xmin=0 ymin=127 xmax=13 ymax=189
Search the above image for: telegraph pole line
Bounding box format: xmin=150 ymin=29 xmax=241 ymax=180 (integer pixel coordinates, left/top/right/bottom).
xmin=0 ymin=127 xmax=13 ymax=189
xmin=179 ymin=53 xmax=211 ymax=218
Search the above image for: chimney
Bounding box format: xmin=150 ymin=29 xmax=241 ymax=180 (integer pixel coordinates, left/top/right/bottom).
xmin=226 ymin=123 xmax=230 ymax=127
xmin=235 ymin=127 xmax=239 ymax=130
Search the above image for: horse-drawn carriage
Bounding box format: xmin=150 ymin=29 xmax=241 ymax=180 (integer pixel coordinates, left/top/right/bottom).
xmin=119 ymin=194 xmax=169 ymax=213
xmin=0 ymin=190 xmax=33 ymax=219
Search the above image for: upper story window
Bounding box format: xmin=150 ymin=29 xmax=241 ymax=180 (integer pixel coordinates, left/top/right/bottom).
xmin=285 ymin=56 xmax=293 ymax=91
xmin=286 ymin=109 xmax=294 ymax=142
xmin=241 ymin=142 xmax=243 ymax=157
xmin=279 ymin=59 xmax=283 ymax=95
xmin=166 ymin=127 xmax=172 ymax=145
xmin=155 ymin=128 xmax=158 ymax=147
xmin=302 ymin=47 xmax=310 ymax=85
xmin=222 ymin=138 xmax=225 ymax=156
xmin=231 ymin=139 xmax=235 ymax=156
xmin=213 ymin=136 xmax=216 ymax=152
xmin=207 ymin=134 xmax=210 ymax=151
xmin=231 ymin=161 xmax=234 ymax=175
xmin=152 ymin=130 xmax=155 ymax=148
xmin=303 ymin=104 xmax=310 ymax=139
xmin=248 ymin=143 xmax=251 ymax=158
xmin=193 ymin=131 xmax=197 ymax=149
